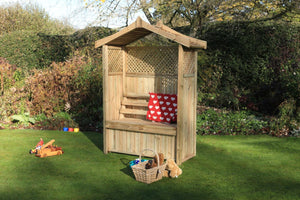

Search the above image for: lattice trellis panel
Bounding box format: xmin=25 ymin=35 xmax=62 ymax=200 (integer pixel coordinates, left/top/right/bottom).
xmin=161 ymin=76 xmax=178 ymax=93
xmin=126 ymin=47 xmax=178 ymax=75
xmin=183 ymin=50 xmax=196 ymax=75
xmin=108 ymin=48 xmax=123 ymax=74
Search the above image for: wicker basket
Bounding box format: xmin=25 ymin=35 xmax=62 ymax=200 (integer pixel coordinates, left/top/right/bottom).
xmin=132 ymin=149 xmax=166 ymax=184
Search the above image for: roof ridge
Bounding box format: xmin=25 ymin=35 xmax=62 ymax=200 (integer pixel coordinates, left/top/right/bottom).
xmin=95 ymin=18 xmax=207 ymax=49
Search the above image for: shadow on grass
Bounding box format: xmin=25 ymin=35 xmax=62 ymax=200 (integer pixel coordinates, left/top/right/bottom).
xmin=196 ymin=142 xmax=300 ymax=198
xmin=120 ymin=158 xmax=136 ymax=180
xmin=245 ymin=139 xmax=300 ymax=155
xmin=7 ymin=154 xmax=216 ymax=200
xmin=81 ymin=131 xmax=103 ymax=152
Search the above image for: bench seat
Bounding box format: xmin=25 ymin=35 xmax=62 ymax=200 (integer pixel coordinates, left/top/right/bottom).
xmin=106 ymin=118 xmax=177 ymax=136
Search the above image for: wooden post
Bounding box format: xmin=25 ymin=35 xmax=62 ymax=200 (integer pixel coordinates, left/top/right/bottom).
xmin=102 ymin=45 xmax=109 ymax=154
xmin=176 ymin=45 xmax=184 ymax=165
xmin=193 ymin=50 xmax=198 ymax=156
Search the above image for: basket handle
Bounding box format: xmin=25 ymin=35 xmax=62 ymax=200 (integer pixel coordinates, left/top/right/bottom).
xmin=139 ymin=149 xmax=160 ymax=167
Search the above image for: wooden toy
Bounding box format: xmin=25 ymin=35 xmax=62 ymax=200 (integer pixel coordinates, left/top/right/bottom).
xmin=95 ymin=17 xmax=207 ymax=164
xmin=31 ymin=139 xmax=63 ymax=158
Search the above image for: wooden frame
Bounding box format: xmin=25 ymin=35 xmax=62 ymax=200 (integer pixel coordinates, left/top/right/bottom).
xmin=95 ymin=17 xmax=206 ymax=164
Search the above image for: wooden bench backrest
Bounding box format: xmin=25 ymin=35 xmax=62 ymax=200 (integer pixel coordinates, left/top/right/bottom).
xmin=120 ymin=94 xmax=149 ymax=120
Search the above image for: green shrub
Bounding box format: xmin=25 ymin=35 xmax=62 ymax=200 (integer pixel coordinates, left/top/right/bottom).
xmin=197 ymin=108 xmax=267 ymax=135
xmin=27 ymin=56 xmax=84 ymax=116
xmin=10 ymin=112 xmax=35 ymax=126
xmin=290 ymin=129 xmax=300 ymax=137
xmin=34 ymin=112 xmax=77 ymax=130
xmin=0 ymin=4 xmax=75 ymax=72
xmin=0 ymin=30 xmax=72 ymax=71
xmin=199 ymin=21 xmax=300 ymax=117
xmin=0 ymin=84 xmax=29 ymax=121
xmin=0 ymin=57 xmax=15 ymax=95
xmin=68 ymin=27 xmax=114 ymax=62
xmin=0 ymin=25 xmax=114 ymax=72
xmin=267 ymin=98 xmax=300 ymax=137
xmin=25 ymin=56 xmax=103 ymax=130
xmin=70 ymin=61 xmax=103 ymax=129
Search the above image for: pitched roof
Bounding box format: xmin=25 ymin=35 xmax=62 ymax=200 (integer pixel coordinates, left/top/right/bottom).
xmin=95 ymin=17 xmax=207 ymax=49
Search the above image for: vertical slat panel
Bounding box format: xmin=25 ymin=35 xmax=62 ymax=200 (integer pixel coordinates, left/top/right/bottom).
xmin=155 ymin=135 xmax=161 ymax=154
xmin=177 ymin=45 xmax=197 ymax=164
xmin=107 ymin=130 xmax=175 ymax=159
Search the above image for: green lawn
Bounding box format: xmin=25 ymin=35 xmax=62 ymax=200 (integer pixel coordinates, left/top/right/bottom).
xmin=0 ymin=129 xmax=299 ymax=200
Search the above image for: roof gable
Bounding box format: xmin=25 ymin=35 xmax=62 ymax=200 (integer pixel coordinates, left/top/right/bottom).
xmin=95 ymin=17 xmax=207 ymax=49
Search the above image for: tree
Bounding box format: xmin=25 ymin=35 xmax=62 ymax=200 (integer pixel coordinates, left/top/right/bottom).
xmin=84 ymin=0 xmax=142 ymax=27
xmin=143 ymin=0 xmax=300 ymax=35
xmin=85 ymin=0 xmax=299 ymax=35
xmin=0 ymin=3 xmax=74 ymax=35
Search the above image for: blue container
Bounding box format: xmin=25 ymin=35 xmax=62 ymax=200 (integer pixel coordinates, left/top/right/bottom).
xmin=63 ymin=127 xmax=69 ymax=132
xmin=129 ymin=159 xmax=147 ymax=168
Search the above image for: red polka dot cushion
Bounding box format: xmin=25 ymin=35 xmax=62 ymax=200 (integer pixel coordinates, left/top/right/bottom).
xmin=146 ymin=93 xmax=177 ymax=123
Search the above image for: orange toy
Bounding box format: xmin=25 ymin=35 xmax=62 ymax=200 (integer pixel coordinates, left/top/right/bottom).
xmin=30 ymin=139 xmax=63 ymax=158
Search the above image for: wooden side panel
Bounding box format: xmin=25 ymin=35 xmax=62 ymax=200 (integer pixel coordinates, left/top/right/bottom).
xmin=106 ymin=75 xmax=123 ymax=120
xmin=181 ymin=77 xmax=197 ymax=160
xmin=103 ymin=46 xmax=123 ymax=153
xmin=176 ymin=45 xmax=197 ymax=164
xmin=107 ymin=129 xmax=176 ymax=160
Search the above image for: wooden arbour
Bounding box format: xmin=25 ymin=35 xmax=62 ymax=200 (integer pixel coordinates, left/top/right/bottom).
xmin=95 ymin=17 xmax=207 ymax=164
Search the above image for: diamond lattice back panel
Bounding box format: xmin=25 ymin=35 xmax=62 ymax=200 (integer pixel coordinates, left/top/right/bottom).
xmin=108 ymin=48 xmax=123 ymax=74
xmin=160 ymin=75 xmax=178 ymax=94
xmin=183 ymin=49 xmax=196 ymax=75
xmin=126 ymin=47 xmax=178 ymax=75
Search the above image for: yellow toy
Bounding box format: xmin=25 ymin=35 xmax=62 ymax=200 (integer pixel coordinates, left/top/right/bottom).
xmin=29 ymin=139 xmax=63 ymax=158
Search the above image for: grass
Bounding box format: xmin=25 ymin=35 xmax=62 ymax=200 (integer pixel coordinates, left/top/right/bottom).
xmin=0 ymin=129 xmax=299 ymax=200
